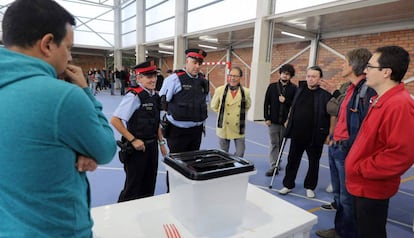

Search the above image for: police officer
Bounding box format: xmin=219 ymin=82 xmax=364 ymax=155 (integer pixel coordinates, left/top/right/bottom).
xmin=159 ymin=48 xmax=209 ymax=153
xmin=111 ymin=60 xmax=168 ymax=202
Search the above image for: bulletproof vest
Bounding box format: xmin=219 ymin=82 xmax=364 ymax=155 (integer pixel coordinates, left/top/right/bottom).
xmin=126 ymin=87 xmax=160 ymax=140
xmin=167 ymin=70 xmax=208 ymax=122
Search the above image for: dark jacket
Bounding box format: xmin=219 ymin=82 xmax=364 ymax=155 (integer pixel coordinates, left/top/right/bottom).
xmin=263 ymin=80 xmax=297 ymax=124
xmin=285 ymin=81 xmax=332 ymax=145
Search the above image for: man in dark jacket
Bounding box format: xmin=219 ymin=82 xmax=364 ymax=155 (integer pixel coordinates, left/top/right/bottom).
xmin=279 ymin=66 xmax=332 ymax=198
xmin=263 ymin=64 xmax=297 ymax=176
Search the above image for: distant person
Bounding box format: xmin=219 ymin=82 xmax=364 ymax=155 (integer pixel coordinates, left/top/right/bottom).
xmin=211 ymin=66 xmax=251 ymax=157
xmin=279 ymin=66 xmax=332 ymax=198
xmin=263 ymin=64 xmax=297 ymax=176
xmin=120 ymin=66 xmax=128 ymax=95
xmin=345 ymin=46 xmax=414 ymax=238
xmin=155 ymin=68 xmax=164 ymax=93
xmin=0 ymin=0 xmax=117 ymax=236
xmin=111 ymin=60 xmax=168 ymax=202
xmin=166 ymin=69 xmax=173 ymax=77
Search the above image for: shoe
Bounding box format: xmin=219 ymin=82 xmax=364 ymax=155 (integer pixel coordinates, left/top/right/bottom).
xmin=278 ymin=187 xmax=292 ymax=195
xmin=306 ymin=189 xmax=315 ymax=198
xmin=316 ymin=228 xmax=341 ymax=238
xmin=320 ymin=202 xmax=336 ymax=211
xmin=326 ymin=183 xmax=333 ymax=193
xmin=265 ymin=167 xmax=276 ymax=177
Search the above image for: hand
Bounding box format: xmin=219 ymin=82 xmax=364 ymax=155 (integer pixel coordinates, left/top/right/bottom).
xmin=319 ymin=79 xmax=337 ymax=94
xmin=278 ymin=95 xmax=286 ymax=103
xmin=76 ymin=155 xmax=97 ymax=172
xmin=160 ymin=144 xmax=168 ymax=157
xmin=64 ymin=64 xmax=88 ymax=88
xmin=131 ymin=139 xmax=145 ymax=152
xmin=265 ymin=120 xmax=271 ymax=126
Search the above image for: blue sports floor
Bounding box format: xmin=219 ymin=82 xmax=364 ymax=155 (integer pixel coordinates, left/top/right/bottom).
xmin=89 ymin=89 xmax=414 ymax=238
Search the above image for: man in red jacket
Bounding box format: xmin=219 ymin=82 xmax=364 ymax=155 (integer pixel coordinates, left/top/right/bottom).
xmin=345 ymin=45 xmax=414 ymax=238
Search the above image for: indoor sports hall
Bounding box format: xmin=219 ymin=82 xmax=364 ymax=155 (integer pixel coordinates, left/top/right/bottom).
xmin=1 ymin=0 xmax=413 ymax=237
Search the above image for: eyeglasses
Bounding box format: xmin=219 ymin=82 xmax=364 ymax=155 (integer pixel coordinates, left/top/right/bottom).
xmin=365 ymin=64 xmax=386 ymax=70
xmin=228 ymin=74 xmax=241 ymax=78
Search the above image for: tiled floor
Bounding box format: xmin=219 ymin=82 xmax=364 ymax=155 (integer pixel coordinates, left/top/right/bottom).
xmin=89 ymin=89 xmax=414 ymax=237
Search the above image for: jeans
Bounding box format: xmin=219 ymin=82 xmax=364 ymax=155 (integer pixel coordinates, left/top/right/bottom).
xmin=218 ymin=137 xmax=245 ymax=157
xmin=329 ymin=144 xmax=357 ymax=238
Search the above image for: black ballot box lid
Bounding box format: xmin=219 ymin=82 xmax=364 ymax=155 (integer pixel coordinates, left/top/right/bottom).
xmin=163 ymin=149 xmax=255 ymax=181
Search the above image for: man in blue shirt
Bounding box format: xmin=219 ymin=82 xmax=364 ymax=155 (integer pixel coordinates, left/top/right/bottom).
xmin=159 ymin=48 xmax=210 ymax=153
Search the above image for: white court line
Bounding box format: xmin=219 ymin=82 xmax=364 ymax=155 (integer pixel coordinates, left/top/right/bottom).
xmin=97 ymin=166 xmax=167 ymax=174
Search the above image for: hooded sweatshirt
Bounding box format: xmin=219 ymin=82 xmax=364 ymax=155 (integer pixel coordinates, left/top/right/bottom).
xmin=0 ymin=48 xmax=116 ymax=237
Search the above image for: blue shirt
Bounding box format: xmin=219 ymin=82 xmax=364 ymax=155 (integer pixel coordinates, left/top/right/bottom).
xmin=159 ymin=70 xmax=210 ymax=128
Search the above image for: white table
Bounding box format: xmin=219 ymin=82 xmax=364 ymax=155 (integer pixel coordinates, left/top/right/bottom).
xmin=92 ymin=184 xmax=317 ymax=238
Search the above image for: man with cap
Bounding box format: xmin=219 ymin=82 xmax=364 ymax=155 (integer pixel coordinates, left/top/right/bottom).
xmin=159 ymin=48 xmax=210 ymax=153
xmin=111 ymin=60 xmax=168 ymax=202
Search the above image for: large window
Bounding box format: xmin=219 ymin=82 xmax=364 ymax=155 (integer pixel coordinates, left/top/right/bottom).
xmin=187 ymin=0 xmax=256 ymax=33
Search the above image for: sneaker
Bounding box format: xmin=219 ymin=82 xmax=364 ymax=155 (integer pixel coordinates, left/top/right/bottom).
xmin=316 ymin=228 xmax=341 ymax=238
xmin=306 ymin=189 xmax=315 ymax=198
xmin=326 ymin=183 xmax=333 ymax=193
xmin=278 ymin=187 xmax=292 ymax=195
xmin=265 ymin=167 xmax=276 ymax=177
xmin=320 ymin=202 xmax=337 ymax=211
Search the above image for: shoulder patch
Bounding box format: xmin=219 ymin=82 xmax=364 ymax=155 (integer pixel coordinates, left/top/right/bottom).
xmin=175 ymin=69 xmax=185 ymax=76
xmin=127 ymin=86 xmax=144 ymax=95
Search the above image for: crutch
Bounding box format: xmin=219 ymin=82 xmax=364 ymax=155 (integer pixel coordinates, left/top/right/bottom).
xmin=269 ymin=137 xmax=287 ymax=189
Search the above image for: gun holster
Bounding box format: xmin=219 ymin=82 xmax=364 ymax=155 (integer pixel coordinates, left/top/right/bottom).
xmin=161 ymin=114 xmax=171 ymax=138
xmin=116 ymin=140 xmax=134 ymax=163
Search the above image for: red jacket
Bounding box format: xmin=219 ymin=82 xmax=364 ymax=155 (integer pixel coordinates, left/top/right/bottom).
xmin=345 ymin=83 xmax=414 ymax=199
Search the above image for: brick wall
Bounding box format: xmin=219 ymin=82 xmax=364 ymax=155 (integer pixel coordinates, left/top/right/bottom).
xmin=82 ymin=29 xmax=413 ymax=94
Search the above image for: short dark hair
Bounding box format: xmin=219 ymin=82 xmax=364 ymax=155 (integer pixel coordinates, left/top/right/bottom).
xmin=231 ymin=66 xmax=243 ymax=77
xmin=2 ymin=0 xmax=76 ymax=48
xmin=375 ymin=46 xmax=410 ymax=82
xmin=346 ymin=48 xmax=372 ymax=76
xmin=279 ymin=64 xmax=295 ymax=77
xmin=308 ymin=65 xmax=323 ymax=78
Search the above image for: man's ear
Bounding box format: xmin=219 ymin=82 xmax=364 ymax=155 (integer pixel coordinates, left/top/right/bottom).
xmin=39 ymin=33 xmax=54 ymax=57
xmin=384 ymin=68 xmax=392 ymax=79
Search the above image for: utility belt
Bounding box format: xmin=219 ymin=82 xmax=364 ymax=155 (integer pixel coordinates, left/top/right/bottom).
xmin=117 ymin=137 xmax=157 ymax=163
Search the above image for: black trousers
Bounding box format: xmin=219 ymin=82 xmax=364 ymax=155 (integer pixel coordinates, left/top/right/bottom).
xmin=353 ymin=196 xmax=389 ymax=238
xmin=282 ymin=138 xmax=324 ymax=190
xmin=166 ymin=123 xmax=203 ymax=153
xmin=165 ymin=123 xmax=203 ymax=192
xmin=118 ymin=141 xmax=158 ymax=202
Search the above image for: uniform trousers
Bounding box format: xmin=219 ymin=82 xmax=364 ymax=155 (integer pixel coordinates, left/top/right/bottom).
xmin=118 ymin=140 xmax=158 ymax=202
xmin=166 ymin=123 xmax=203 ymax=153
xmin=165 ymin=123 xmax=203 ymax=192
xmin=282 ymin=138 xmax=324 ymax=190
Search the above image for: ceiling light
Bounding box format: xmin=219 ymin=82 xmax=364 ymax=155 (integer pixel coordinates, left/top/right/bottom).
xmin=158 ymin=50 xmax=174 ymax=55
xmin=158 ymin=43 xmax=174 ymax=50
xmin=198 ymin=44 xmax=218 ymax=50
xmin=281 ymin=31 xmax=305 ymax=39
xmin=199 ymin=36 xmax=218 ymax=43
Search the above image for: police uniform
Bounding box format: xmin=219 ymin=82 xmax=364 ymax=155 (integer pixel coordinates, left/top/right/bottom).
xmin=159 ymin=48 xmax=210 ymax=153
xmin=112 ymin=60 xmax=161 ymax=202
